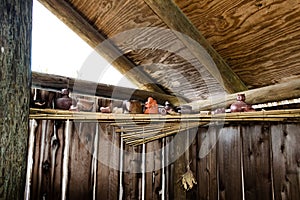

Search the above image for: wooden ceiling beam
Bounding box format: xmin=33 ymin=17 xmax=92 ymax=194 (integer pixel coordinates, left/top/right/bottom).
xmin=32 ymin=72 xmax=188 ymax=105
xmin=186 ymin=78 xmax=300 ymax=111
xmin=37 ymin=0 xmax=167 ymax=94
xmin=143 ymin=0 xmax=248 ymax=93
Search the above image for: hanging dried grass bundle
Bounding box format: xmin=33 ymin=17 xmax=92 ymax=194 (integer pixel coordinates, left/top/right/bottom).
xmin=179 ymin=163 xmax=197 ymax=191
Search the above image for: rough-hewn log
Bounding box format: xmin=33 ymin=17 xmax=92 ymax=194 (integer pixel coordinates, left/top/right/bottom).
xmin=187 ymin=78 xmax=300 ymax=111
xmin=32 ymin=72 xmax=188 ymax=105
xmin=0 ymin=0 xmax=32 ymax=199
xmin=143 ymin=0 xmax=247 ymax=93
xmin=37 ymin=0 xmax=167 ymax=94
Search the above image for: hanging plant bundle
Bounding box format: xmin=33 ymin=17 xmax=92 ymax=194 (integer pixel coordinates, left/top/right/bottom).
xmin=179 ymin=164 xmax=197 ymax=191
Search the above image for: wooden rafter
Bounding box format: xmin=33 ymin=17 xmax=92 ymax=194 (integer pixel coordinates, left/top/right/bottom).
xmin=186 ymin=78 xmax=300 ymax=111
xmin=32 ymin=72 xmax=188 ymax=105
xmin=143 ymin=0 xmax=247 ymax=93
xmin=38 ymin=0 xmax=168 ymax=94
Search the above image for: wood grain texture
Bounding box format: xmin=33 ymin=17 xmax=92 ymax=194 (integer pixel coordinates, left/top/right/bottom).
xmin=29 ymin=110 xmax=300 ymax=199
xmin=96 ymin=123 xmax=117 ymax=199
xmin=39 ymin=0 xmax=300 ymax=105
xmin=123 ymin=144 xmax=141 ymax=199
xmin=143 ymin=0 xmax=247 ymax=93
xmin=172 ymin=131 xmax=189 ymax=200
xmin=145 ymin=140 xmax=162 ymax=200
xmin=186 ymin=128 xmax=198 ymax=199
xmin=68 ymin=0 xmax=164 ymax=38
xmin=271 ymin=123 xmax=300 ymax=200
xmin=241 ymin=124 xmax=272 ymax=200
xmin=175 ymin=0 xmax=300 ymax=89
xmin=32 ymin=71 xmax=187 ymax=106
xmin=0 ymin=0 xmax=32 ymax=199
xmin=68 ymin=122 xmax=95 ymax=199
xmin=187 ymin=78 xmax=300 ymax=111
xmin=107 ymin=126 xmax=120 ymax=199
xmin=218 ymin=126 xmax=242 ymax=200
xmin=126 ymin=49 xmax=223 ymax=101
xmin=41 ymin=0 xmax=232 ymax=101
xmin=197 ymin=126 xmax=218 ymax=200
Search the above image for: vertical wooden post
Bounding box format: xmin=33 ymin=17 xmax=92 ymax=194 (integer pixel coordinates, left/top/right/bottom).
xmin=24 ymin=119 xmax=37 ymax=200
xmin=62 ymin=120 xmax=72 ymax=200
xmin=0 ymin=0 xmax=32 ymax=199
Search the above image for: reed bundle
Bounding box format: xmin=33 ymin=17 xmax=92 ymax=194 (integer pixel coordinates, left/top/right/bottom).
xmin=30 ymin=108 xmax=300 ymax=145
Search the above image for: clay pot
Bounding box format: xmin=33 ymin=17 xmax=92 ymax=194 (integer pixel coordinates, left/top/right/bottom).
xmin=144 ymin=97 xmax=158 ymax=114
xmin=55 ymin=89 xmax=73 ymax=110
xmin=230 ymin=94 xmax=255 ymax=112
xmin=123 ymin=100 xmax=142 ymax=114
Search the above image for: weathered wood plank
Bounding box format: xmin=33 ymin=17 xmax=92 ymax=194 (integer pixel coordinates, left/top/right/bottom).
xmin=218 ymin=126 xmax=242 ymax=200
xmin=96 ymin=123 xmax=111 ymax=199
xmin=37 ymin=0 xmax=168 ymax=94
xmin=32 ymin=119 xmax=65 ymax=200
xmin=40 ymin=120 xmax=54 ymax=199
xmin=32 ymin=71 xmax=187 ymax=106
xmin=165 ymin=136 xmax=173 ymax=200
xmin=186 ymin=127 xmax=198 ymax=199
xmin=123 ymin=144 xmax=140 ymax=200
xmin=173 ymin=131 xmax=188 ymax=200
xmin=197 ymin=126 xmax=218 ymax=200
xmin=32 ymin=119 xmax=54 ymax=199
xmin=145 ymin=142 xmax=154 ymax=200
xmin=24 ymin=119 xmax=38 ymax=200
xmin=107 ymin=126 xmax=120 ymax=199
xmin=241 ymin=124 xmax=272 ymax=200
xmin=143 ymin=0 xmax=247 ymax=93
xmin=145 ymin=140 xmax=162 ymax=200
xmin=187 ymin=78 xmax=300 ymax=111
xmin=32 ymin=120 xmax=43 ymax=200
xmin=51 ymin=120 xmax=65 ymax=200
xmin=68 ymin=122 xmax=95 ymax=199
xmin=271 ymin=124 xmax=300 ymax=200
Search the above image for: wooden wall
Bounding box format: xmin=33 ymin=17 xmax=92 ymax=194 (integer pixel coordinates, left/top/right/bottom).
xmin=27 ymin=91 xmax=300 ymax=200
xmin=28 ymin=120 xmax=300 ymax=200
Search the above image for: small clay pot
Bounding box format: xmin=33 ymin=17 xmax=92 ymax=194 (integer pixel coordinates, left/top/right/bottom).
xmin=230 ymin=94 xmax=255 ymax=112
xmin=144 ymin=97 xmax=158 ymax=114
xmin=55 ymin=89 xmax=73 ymax=110
xmin=124 ymin=100 xmax=142 ymax=114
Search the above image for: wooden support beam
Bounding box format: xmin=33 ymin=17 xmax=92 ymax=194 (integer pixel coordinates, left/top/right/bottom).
xmin=38 ymin=0 xmax=167 ymax=94
xmin=143 ymin=0 xmax=247 ymax=93
xmin=0 ymin=0 xmax=32 ymax=199
xmin=32 ymin=72 xmax=188 ymax=105
xmin=186 ymin=79 xmax=300 ymax=111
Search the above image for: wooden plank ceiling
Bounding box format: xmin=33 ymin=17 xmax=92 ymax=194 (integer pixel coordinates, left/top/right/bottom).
xmin=38 ymin=0 xmax=300 ymax=104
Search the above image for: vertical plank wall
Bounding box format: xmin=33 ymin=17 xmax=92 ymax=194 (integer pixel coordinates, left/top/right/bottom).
xmin=28 ymin=91 xmax=300 ymax=200
xmin=29 ymin=121 xmax=300 ymax=200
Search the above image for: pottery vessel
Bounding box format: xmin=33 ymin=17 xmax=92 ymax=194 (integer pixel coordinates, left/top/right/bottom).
xmin=55 ymin=89 xmax=73 ymax=110
xmin=230 ymin=94 xmax=255 ymax=112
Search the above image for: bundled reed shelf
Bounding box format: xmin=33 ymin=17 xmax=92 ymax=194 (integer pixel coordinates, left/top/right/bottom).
xmin=30 ymin=108 xmax=300 ymax=145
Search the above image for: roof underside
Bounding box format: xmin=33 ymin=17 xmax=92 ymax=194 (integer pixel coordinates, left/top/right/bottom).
xmin=38 ymin=0 xmax=300 ymax=104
